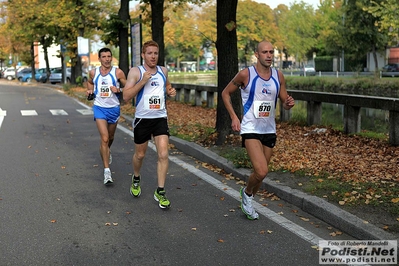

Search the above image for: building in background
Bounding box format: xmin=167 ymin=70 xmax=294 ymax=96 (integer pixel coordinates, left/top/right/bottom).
xmin=34 ymin=42 xmax=62 ymax=69
xmin=33 ymin=42 xmax=118 ymax=72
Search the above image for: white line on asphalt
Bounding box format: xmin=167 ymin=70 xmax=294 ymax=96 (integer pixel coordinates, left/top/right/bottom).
xmin=21 ymin=110 xmax=38 ymax=116
xmin=0 ymin=108 xmax=5 ymax=130
xmin=76 ymin=109 xmax=93 ymax=115
xmin=49 ymin=109 xmax=68 ymax=115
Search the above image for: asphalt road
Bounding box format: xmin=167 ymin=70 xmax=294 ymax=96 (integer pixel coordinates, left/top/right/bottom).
xmin=0 ymin=81 xmax=370 ymax=266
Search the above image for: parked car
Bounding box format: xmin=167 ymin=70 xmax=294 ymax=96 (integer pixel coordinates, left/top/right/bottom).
xmin=300 ymin=64 xmax=316 ymax=76
xmin=381 ymin=63 xmax=399 ymax=77
xmin=3 ymin=68 xmax=17 ymax=80
xmin=199 ymin=65 xmax=208 ymax=72
xmin=21 ymin=68 xmax=48 ymax=83
xmin=49 ymin=68 xmax=88 ymax=84
xmin=16 ymin=68 xmax=32 ymax=81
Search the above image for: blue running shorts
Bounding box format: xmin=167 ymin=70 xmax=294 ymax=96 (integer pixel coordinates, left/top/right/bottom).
xmin=93 ymin=105 xmax=120 ymax=124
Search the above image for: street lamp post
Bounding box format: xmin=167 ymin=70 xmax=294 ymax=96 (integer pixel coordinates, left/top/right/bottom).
xmin=341 ymin=0 xmax=347 ymax=72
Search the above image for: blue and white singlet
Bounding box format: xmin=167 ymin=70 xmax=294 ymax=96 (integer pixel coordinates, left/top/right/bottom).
xmin=240 ymin=66 xmax=280 ymax=134
xmin=93 ymin=66 xmax=120 ymax=108
xmin=135 ymin=65 xmax=167 ymax=119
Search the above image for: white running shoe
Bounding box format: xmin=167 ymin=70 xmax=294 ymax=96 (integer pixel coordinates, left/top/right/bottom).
xmin=103 ymin=170 xmax=113 ymax=185
xmin=240 ymin=187 xmax=259 ymax=220
xmin=109 ymin=152 xmax=112 ymax=165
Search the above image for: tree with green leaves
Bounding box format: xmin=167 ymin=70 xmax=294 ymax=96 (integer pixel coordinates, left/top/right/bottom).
xmin=236 ymin=0 xmax=278 ymax=66
xmin=278 ymin=2 xmax=318 ymax=65
xmin=131 ymin=0 xmax=207 ymax=66
xmin=101 ymin=0 xmax=130 ymax=75
xmin=340 ymin=0 xmax=388 ymax=70
xmin=4 ymin=0 xmax=52 ymax=78
xmin=313 ymin=0 xmax=344 ymax=57
xmin=366 ymin=0 xmax=399 ymax=46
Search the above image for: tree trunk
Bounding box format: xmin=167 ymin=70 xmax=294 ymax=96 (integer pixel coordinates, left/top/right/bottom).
xmin=30 ymin=42 xmax=35 ymax=79
xmin=40 ymin=36 xmax=52 ymax=83
xmin=215 ymin=0 xmax=240 ymax=145
xmin=149 ymin=0 xmax=165 ymax=66
xmin=118 ymin=0 xmax=130 ymax=76
xmin=42 ymin=45 xmax=49 ymax=83
xmin=372 ymin=45 xmax=378 ymax=71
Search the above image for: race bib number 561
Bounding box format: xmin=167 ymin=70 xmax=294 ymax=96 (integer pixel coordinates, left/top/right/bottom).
xmin=144 ymin=95 xmax=165 ymax=110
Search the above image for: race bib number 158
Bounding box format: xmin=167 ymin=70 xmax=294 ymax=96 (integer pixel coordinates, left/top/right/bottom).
xmin=100 ymin=86 xmax=111 ymax=97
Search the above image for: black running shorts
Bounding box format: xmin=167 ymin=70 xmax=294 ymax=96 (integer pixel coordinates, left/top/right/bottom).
xmin=241 ymin=133 xmax=277 ymax=148
xmin=133 ymin=117 xmax=170 ymax=144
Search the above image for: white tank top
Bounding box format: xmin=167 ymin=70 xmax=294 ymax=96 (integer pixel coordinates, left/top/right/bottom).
xmin=240 ymin=66 xmax=280 ymax=134
xmin=93 ymin=66 xmax=120 ymax=108
xmin=134 ymin=65 xmax=167 ymax=119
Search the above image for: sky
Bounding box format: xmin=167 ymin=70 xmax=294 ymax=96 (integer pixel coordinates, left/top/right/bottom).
xmin=255 ymin=0 xmax=320 ymax=9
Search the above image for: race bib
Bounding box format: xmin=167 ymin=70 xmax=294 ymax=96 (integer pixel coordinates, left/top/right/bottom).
xmin=144 ymin=94 xmax=165 ymax=110
xmin=253 ymin=101 xmax=274 ymax=118
xmin=99 ymin=85 xmax=112 ymax=98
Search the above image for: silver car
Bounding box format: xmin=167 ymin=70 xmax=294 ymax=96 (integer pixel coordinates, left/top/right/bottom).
xmin=49 ymin=68 xmax=88 ymax=84
xmin=381 ymin=63 xmax=399 ymax=77
xmin=3 ymin=68 xmax=17 ymax=80
xmin=301 ymin=65 xmax=316 ymax=76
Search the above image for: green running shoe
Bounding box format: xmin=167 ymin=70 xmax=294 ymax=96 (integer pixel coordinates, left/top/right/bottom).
xmin=130 ymin=177 xmax=141 ymax=197
xmin=153 ymin=189 xmax=171 ymax=209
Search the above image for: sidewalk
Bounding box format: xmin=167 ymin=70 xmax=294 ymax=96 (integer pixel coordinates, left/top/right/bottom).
xmin=168 ymin=135 xmax=397 ymax=241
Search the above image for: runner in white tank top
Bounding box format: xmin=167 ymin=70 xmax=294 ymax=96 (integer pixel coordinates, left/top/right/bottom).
xmin=222 ymin=41 xmax=295 ymax=220
xmin=86 ymin=47 xmax=127 ymax=186
xmin=123 ymin=40 xmax=177 ymax=209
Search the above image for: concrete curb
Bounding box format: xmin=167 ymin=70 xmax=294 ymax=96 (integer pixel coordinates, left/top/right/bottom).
xmin=169 ymin=136 xmax=397 ymax=241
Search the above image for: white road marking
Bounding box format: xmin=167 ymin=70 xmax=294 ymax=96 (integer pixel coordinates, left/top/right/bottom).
xmin=50 ymin=109 xmax=68 ymax=115
xmin=0 ymin=108 xmax=6 ymax=130
xmin=76 ymin=109 xmax=93 ymax=115
xmin=21 ymin=110 xmax=38 ymax=116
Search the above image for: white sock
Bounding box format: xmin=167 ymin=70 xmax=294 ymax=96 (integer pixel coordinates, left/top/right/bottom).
xmin=104 ymin=168 xmax=110 ymax=173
